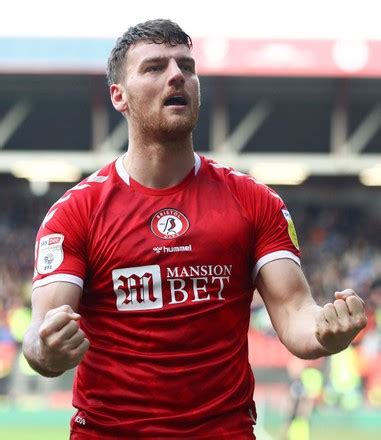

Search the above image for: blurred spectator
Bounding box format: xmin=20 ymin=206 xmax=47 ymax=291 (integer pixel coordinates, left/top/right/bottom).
xmin=0 ymin=308 xmax=17 ymax=399
xmin=359 ymin=278 xmax=381 ymax=407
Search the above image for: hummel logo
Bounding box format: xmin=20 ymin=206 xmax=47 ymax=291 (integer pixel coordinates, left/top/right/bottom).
xmin=153 ymin=245 xmax=192 ymax=254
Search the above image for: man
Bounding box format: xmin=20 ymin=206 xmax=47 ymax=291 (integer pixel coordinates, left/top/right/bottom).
xmin=23 ymin=19 xmax=367 ymax=439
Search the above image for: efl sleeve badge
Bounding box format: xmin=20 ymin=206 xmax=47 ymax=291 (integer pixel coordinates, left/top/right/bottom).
xmin=282 ymin=209 xmax=299 ymax=250
xmin=36 ymin=234 xmax=65 ymax=274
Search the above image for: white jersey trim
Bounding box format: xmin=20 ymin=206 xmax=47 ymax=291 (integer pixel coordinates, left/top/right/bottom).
xmin=115 ymin=153 xmax=201 ymax=187
xmin=253 ymin=250 xmax=301 ymax=280
xmin=115 ymin=154 xmax=130 ymax=186
xmin=194 ymin=153 xmax=201 ymax=175
xmin=33 ymin=274 xmax=84 ymax=290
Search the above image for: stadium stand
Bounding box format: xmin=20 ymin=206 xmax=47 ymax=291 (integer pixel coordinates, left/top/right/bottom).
xmin=1 ymin=34 xmax=381 ymax=440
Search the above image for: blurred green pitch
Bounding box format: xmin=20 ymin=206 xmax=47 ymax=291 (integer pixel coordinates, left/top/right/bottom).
xmin=0 ymin=427 xmax=68 ymax=440
xmin=1 ymin=425 xmax=380 ymax=440
xmin=0 ymin=408 xmax=70 ymax=440
xmin=1 ymin=408 xmax=380 ymax=439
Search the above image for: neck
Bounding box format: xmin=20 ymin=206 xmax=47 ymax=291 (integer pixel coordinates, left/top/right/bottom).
xmin=123 ymin=132 xmax=195 ymax=189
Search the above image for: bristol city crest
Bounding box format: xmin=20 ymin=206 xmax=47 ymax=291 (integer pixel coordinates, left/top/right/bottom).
xmin=150 ymin=208 xmax=190 ymax=239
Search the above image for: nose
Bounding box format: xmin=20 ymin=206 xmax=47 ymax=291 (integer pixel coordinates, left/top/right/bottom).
xmin=167 ymin=59 xmax=185 ymax=86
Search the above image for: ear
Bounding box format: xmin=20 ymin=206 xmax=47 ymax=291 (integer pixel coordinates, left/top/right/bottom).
xmin=110 ymin=84 xmax=129 ymax=113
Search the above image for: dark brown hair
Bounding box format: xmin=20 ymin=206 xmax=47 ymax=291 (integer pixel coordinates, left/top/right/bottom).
xmin=106 ymin=19 xmax=192 ymax=85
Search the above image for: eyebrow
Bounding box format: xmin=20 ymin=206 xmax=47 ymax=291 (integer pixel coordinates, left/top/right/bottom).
xmin=141 ymin=56 xmax=195 ymax=66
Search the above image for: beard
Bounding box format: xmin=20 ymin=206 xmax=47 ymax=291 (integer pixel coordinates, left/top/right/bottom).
xmin=127 ymin=93 xmax=199 ymax=141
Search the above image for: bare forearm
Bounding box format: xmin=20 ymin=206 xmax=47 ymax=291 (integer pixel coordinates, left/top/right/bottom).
xmin=22 ymin=322 xmax=64 ymax=377
xmin=278 ymin=304 xmax=331 ymax=360
xmin=257 ymin=261 xmax=367 ymax=360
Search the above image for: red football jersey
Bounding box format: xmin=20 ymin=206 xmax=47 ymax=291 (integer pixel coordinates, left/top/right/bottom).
xmin=33 ymin=154 xmax=300 ymax=439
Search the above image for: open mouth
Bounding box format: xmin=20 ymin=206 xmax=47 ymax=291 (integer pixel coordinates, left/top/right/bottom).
xmin=164 ymin=96 xmax=188 ymax=106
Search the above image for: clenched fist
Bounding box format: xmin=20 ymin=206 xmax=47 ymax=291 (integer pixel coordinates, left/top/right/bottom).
xmin=315 ymin=289 xmax=367 ymax=354
xmin=38 ymin=305 xmax=90 ymax=374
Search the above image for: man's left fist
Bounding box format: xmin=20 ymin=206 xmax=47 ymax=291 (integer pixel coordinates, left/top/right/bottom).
xmin=315 ymin=289 xmax=367 ymax=354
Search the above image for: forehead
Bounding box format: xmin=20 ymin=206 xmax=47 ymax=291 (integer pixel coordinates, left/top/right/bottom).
xmin=126 ymin=41 xmax=194 ymax=67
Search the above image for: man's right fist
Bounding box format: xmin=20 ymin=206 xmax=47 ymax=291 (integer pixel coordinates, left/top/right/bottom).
xmin=38 ymin=305 xmax=90 ymax=374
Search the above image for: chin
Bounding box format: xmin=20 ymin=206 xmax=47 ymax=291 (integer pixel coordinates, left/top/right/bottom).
xmin=159 ymin=117 xmax=197 ymax=138
xmin=159 ymin=126 xmax=193 ymax=141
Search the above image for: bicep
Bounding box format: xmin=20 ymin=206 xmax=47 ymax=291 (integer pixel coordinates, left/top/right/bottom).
xmin=31 ymin=282 xmax=82 ymax=322
xmin=256 ymin=259 xmax=315 ymax=332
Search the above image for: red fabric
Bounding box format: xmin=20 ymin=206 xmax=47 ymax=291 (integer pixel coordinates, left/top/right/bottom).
xmin=70 ymin=427 xmax=256 ymax=439
xmin=33 ymin=154 xmax=297 ymax=438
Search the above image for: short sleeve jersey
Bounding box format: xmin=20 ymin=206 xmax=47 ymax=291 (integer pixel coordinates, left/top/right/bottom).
xmin=33 ymin=154 xmax=300 ymax=439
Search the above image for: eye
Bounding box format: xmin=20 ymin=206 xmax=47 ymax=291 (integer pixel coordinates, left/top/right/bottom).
xmin=181 ymin=64 xmax=194 ymax=73
xmin=146 ymin=65 xmax=163 ymax=73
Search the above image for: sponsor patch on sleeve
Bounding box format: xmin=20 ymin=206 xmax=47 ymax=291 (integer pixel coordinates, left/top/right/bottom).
xmin=36 ymin=234 xmax=64 ymax=274
xmin=281 ymin=209 xmax=299 ymax=250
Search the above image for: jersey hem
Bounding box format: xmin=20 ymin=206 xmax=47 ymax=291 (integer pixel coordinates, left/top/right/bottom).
xmin=253 ymin=250 xmax=300 ymax=280
xmin=33 ymin=273 xmax=84 ymax=290
xmin=70 ymin=427 xmax=254 ymax=440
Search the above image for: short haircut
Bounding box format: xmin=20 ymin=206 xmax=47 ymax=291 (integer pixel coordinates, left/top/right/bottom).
xmin=106 ymin=19 xmax=192 ymax=86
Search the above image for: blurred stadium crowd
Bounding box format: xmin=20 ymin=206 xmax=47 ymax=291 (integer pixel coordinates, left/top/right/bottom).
xmin=0 ymin=181 xmax=381 ymax=420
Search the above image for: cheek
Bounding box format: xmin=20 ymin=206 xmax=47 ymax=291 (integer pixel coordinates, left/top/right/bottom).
xmin=191 ymin=80 xmax=201 ymax=106
xmin=127 ymin=87 xmax=148 ymax=107
xmin=133 ymin=85 xmax=159 ymax=106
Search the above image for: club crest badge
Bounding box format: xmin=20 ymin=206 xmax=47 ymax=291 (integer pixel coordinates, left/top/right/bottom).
xmin=150 ymin=208 xmax=190 ymax=240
